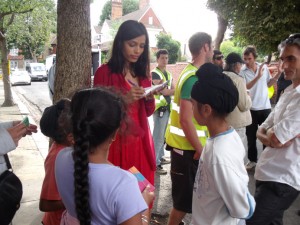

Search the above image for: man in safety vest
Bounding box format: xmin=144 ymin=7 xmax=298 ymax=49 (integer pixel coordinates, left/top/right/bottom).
xmin=151 ymin=49 xmax=175 ymax=175
xmin=165 ymin=32 xmax=213 ymax=225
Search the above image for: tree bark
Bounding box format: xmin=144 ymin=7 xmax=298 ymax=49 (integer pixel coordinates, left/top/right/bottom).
xmin=0 ymin=38 xmax=15 ymax=106
xmin=214 ymin=15 xmax=228 ymax=50
xmin=54 ymin=0 xmax=91 ymax=104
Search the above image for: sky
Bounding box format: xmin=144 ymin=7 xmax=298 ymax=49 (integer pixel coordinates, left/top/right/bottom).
xmin=90 ymin=0 xmax=218 ymax=43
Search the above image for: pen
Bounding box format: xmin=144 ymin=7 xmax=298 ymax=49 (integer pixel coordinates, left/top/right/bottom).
xmin=127 ymin=79 xmax=138 ymax=87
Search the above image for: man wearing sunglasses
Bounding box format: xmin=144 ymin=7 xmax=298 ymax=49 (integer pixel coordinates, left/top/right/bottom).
xmin=246 ymin=33 xmax=300 ymax=225
xmin=212 ymin=50 xmax=224 ymax=70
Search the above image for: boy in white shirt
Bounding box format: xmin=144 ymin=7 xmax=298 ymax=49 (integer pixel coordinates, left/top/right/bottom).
xmin=191 ymin=63 xmax=255 ymax=225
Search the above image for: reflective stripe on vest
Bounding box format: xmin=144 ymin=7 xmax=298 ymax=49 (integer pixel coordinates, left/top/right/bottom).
xmin=165 ymin=63 xmax=208 ymax=150
xmin=170 ymin=125 xmax=206 ymax=137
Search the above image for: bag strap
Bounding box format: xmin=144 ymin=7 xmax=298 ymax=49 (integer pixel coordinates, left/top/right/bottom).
xmin=4 ymin=154 xmax=12 ymax=170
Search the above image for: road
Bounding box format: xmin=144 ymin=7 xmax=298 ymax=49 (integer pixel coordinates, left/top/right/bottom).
xmin=12 ymin=81 xmax=52 ymax=125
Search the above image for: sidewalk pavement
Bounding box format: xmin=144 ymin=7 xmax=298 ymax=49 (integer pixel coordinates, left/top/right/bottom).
xmin=0 ymin=83 xmax=48 ymax=225
xmin=1 ymin=82 xmax=299 ymax=225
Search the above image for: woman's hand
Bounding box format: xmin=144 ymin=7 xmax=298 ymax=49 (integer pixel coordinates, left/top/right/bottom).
xmin=7 ymin=123 xmax=27 ymax=146
xmin=142 ymin=185 xmax=155 ymax=206
xmin=126 ymin=86 xmax=145 ymax=103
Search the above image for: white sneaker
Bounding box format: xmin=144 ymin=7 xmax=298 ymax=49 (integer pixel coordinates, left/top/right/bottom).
xmin=160 ymin=157 xmax=171 ymax=165
xmin=245 ymin=161 xmax=256 ymax=170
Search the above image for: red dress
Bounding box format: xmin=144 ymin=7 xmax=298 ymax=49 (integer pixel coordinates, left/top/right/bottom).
xmin=40 ymin=142 xmax=66 ymax=225
xmin=94 ymin=64 xmax=156 ymax=185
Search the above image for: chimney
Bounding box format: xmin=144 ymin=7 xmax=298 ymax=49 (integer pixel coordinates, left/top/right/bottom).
xmin=111 ymin=0 xmax=122 ymax=20
xmin=139 ymin=0 xmax=150 ymax=9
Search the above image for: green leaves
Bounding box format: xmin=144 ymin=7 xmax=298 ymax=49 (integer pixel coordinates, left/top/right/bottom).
xmin=5 ymin=0 xmax=56 ymax=60
xmin=208 ymin=0 xmax=300 ymax=55
xmin=156 ymin=32 xmax=180 ymax=64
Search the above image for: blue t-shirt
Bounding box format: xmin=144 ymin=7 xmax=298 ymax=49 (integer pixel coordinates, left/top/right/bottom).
xmin=55 ymin=147 xmax=147 ymax=225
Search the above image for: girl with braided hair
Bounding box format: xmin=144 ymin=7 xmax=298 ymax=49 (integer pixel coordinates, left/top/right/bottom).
xmin=55 ymin=87 xmax=154 ymax=225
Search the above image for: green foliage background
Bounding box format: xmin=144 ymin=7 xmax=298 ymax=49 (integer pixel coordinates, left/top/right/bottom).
xmin=156 ymin=33 xmax=181 ymax=64
xmin=207 ymin=0 xmax=300 ymax=55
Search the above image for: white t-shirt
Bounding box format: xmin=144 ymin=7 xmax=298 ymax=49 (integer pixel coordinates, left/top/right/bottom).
xmin=55 ymin=147 xmax=148 ymax=225
xmin=255 ymin=85 xmax=300 ymax=190
xmin=192 ymin=129 xmax=255 ymax=225
xmin=240 ymin=63 xmax=271 ymax=110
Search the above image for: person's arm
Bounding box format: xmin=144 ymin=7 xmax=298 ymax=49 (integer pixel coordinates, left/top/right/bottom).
xmin=179 ymin=99 xmax=203 ymax=158
xmin=267 ymin=101 xmax=300 ymax=148
xmin=213 ymin=163 xmax=255 ymax=219
xmin=152 ymin=72 xmax=174 ymax=96
xmin=0 ymin=127 xmax=16 ymax=155
xmin=151 ymin=71 xmax=161 ymax=85
xmin=256 ymin=109 xmax=275 ymax=147
xmin=257 ymin=126 xmax=272 ymax=147
xmin=235 ymin=78 xmax=252 ymax=112
xmin=245 ymin=63 xmax=265 ymax=90
xmin=267 ymin=63 xmax=283 ymax=87
xmin=118 ymin=181 xmax=154 ymax=225
xmin=160 ymin=79 xmax=175 ymax=96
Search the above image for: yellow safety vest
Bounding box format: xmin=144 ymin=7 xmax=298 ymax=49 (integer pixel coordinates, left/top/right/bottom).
xmin=165 ymin=64 xmax=208 ymax=150
xmin=152 ymin=67 xmax=172 ymax=111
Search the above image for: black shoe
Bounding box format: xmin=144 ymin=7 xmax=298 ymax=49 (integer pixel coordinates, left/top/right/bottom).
xmin=156 ymin=165 xmax=167 ymax=175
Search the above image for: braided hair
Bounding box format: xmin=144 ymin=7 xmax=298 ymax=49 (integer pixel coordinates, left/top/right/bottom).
xmin=70 ymin=87 xmax=126 ymax=225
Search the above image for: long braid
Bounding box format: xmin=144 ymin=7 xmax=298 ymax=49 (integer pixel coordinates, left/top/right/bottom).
xmin=70 ymin=87 xmax=127 ymax=225
xmin=73 ymin=121 xmax=91 ymax=225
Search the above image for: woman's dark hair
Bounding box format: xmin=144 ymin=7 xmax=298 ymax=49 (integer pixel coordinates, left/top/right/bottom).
xmin=71 ymin=87 xmax=126 ymax=225
xmin=108 ymin=20 xmax=150 ymax=78
xmin=40 ymin=98 xmax=71 ymax=144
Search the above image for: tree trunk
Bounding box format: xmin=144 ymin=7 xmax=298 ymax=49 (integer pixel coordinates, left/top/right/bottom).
xmin=54 ymin=0 xmax=91 ymax=104
xmin=214 ymin=15 xmax=228 ymax=50
xmin=0 ymin=38 xmax=15 ymax=106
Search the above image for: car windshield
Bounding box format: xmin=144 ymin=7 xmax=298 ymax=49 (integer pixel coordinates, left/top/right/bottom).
xmin=32 ymin=66 xmax=44 ymax=71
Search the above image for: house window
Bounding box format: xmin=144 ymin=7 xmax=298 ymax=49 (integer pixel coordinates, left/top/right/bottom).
xmin=149 ymin=17 xmax=153 ymax=25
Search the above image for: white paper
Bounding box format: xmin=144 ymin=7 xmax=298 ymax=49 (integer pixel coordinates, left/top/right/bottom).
xmin=144 ymin=81 xmax=168 ymax=97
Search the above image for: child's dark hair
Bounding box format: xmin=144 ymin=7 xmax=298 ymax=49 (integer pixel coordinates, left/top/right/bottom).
xmin=40 ymin=98 xmax=71 ymax=144
xmin=108 ymin=20 xmax=150 ymax=78
xmin=71 ymin=87 xmax=126 ymax=225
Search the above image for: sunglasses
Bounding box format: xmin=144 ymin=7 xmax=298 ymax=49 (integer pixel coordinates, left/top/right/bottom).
xmin=285 ymin=33 xmax=300 ymax=44
xmin=214 ymin=55 xmax=224 ymax=60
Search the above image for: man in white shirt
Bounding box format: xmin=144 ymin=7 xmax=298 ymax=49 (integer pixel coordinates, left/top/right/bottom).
xmin=240 ymin=46 xmax=280 ymax=170
xmin=246 ymin=33 xmax=300 ymax=225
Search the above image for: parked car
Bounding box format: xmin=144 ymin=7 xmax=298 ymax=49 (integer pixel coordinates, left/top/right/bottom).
xmin=10 ymin=70 xmax=31 ymax=86
xmin=25 ymin=63 xmax=47 ymax=81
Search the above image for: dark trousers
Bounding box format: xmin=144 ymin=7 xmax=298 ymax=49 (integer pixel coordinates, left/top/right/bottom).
xmin=246 ymin=109 xmax=271 ymax=162
xmin=246 ymin=181 xmax=299 ymax=225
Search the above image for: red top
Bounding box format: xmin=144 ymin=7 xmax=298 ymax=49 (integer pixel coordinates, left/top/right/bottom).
xmin=94 ymin=64 xmax=156 ymax=185
xmin=40 ymin=142 xmax=66 ymax=225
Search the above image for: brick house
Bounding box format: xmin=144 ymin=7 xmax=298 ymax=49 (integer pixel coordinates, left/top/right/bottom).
xmin=93 ymin=0 xmax=165 ymax=55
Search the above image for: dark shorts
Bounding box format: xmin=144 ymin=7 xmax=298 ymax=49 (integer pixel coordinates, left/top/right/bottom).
xmin=170 ymin=148 xmax=199 ymax=213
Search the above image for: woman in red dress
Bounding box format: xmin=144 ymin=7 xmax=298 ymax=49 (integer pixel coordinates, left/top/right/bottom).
xmin=94 ymin=20 xmax=156 ymax=186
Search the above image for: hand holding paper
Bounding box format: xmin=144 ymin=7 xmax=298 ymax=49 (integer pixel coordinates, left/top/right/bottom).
xmin=143 ymin=81 xmax=168 ymax=97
